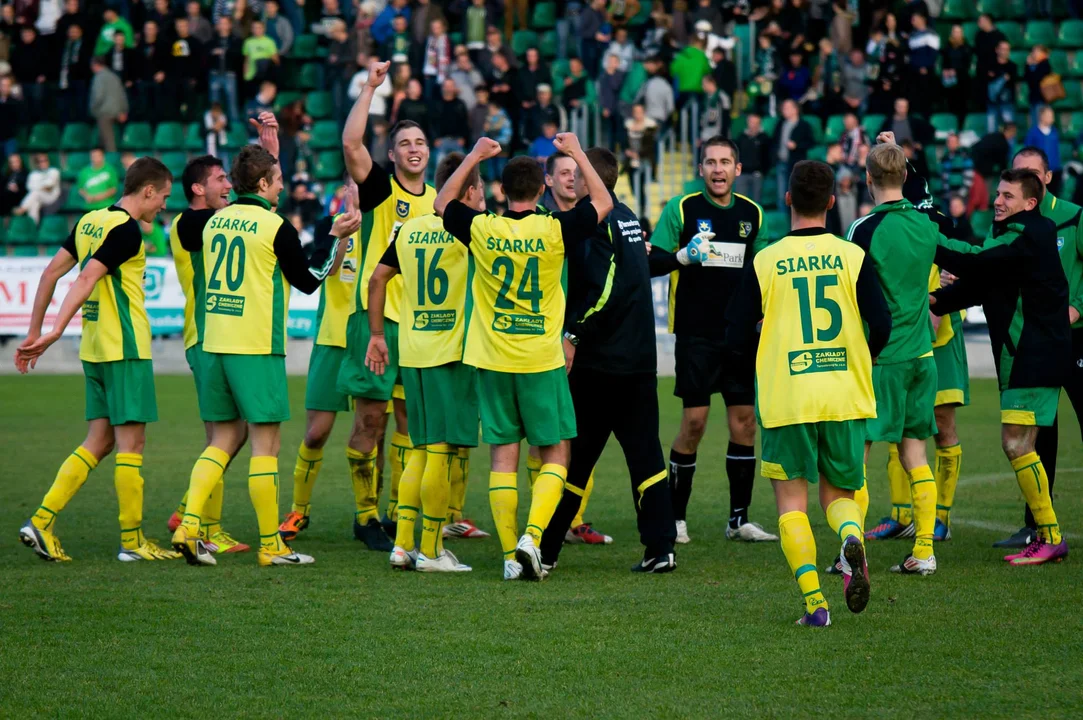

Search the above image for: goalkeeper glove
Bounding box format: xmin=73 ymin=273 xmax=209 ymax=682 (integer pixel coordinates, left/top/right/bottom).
xmin=676 ymin=233 xmax=711 ymax=266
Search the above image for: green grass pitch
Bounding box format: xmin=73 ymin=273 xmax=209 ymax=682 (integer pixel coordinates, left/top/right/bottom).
xmin=1 ymin=375 xmax=1081 ymax=717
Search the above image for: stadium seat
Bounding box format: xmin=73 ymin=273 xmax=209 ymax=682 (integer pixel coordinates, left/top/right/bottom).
xmin=1057 ymin=80 xmax=1083 ymax=109
xmin=62 ymin=185 xmax=85 ymax=213
xmin=1003 ymin=0 xmax=1028 ymax=18
xmin=761 ymin=115 xmax=778 ymax=137
xmin=1050 ymin=49 xmax=1071 ymax=76
xmin=291 ymin=34 xmax=319 ymax=59
xmin=314 ymin=150 xmax=345 ymax=180
xmin=1068 ymin=53 xmax=1083 ymax=77
xmin=160 ymin=151 xmax=188 ymax=179
xmin=167 ymin=185 xmax=189 ymax=211
xmin=26 ymin=123 xmax=60 ymax=152
xmin=59 ymin=123 xmax=92 ymax=152
xmin=224 ymin=124 xmax=250 ymax=149
xmin=1025 ymin=21 xmax=1057 ymax=48
xmin=309 ymin=120 xmax=340 ymax=149
xmin=36 ymin=216 xmax=69 ymax=245
xmin=6 ymin=216 xmax=38 ymax=245
xmin=963 ymin=113 xmax=988 ymax=136
xmin=1058 ymin=19 xmax=1083 ymax=48
xmin=998 ymin=22 xmax=1023 ymax=48
xmin=807 ymin=145 xmax=827 ymax=162
xmin=861 ymin=114 xmax=885 ymax=140
xmin=274 ymin=90 xmax=303 ymax=111
xmin=618 ymin=62 xmax=645 ymax=106
xmin=941 ymin=0 xmax=976 ymax=19
xmin=971 ymin=209 xmax=994 ymax=238
xmin=306 ymin=90 xmax=333 ymax=119
xmin=183 ymin=122 xmax=205 ymax=152
xmin=805 ymin=116 xmax=823 ymax=143
xmin=824 ymin=114 xmax=845 ymax=142
xmin=930 ymin=113 xmax=959 ymax=139
xmin=1063 ymin=111 xmax=1083 ymax=135
xmin=61 ymin=151 xmax=89 ymax=182
xmin=531 ymin=1 xmax=557 ymax=29
xmin=511 ymin=30 xmax=538 ymax=57
xmin=11 ymin=245 xmax=41 ymax=256
xmin=976 ymin=0 xmax=1006 ymax=15
xmin=298 ymin=63 xmax=324 ymax=90
xmin=961 ymin=21 xmax=978 ymax=46
xmin=120 ymin=122 xmax=153 ymax=151
xmin=766 ymin=211 xmax=790 ymax=238
xmin=449 ymin=31 xmax=463 ymax=47
xmin=153 ymin=122 xmax=186 ymax=152
xmin=540 ymin=29 xmax=559 ymax=59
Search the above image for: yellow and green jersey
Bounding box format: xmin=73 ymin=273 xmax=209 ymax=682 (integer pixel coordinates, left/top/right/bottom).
xmin=442 ymin=200 xmax=599 ymax=373
xmin=202 ymin=196 xmax=339 ymax=355
xmin=726 ymin=227 xmax=892 ymax=428
xmin=169 ymin=208 xmax=217 ymax=349
xmin=1040 ymin=192 xmax=1083 ymax=329
xmin=352 ymin=164 xmax=436 ymax=324
xmin=63 ymin=206 xmax=152 ymax=363
xmin=928 ymin=266 xmax=965 ymax=348
xmin=379 ymin=213 xmax=471 ymax=368
xmin=314 ymin=217 xmax=361 ymax=348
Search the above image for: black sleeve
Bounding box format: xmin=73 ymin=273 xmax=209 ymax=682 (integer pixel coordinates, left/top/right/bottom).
xmin=648 ymin=248 xmax=682 ymax=277
xmin=178 ymin=208 xmax=217 ymax=252
xmin=442 ymin=199 xmax=482 ymax=245
xmin=355 ymin=162 xmax=393 ymax=212
xmin=378 ymin=238 xmax=401 ymax=270
xmin=554 ymin=202 xmax=600 ymax=249
xmin=855 ymin=255 xmax=892 ymax=358
xmin=273 ymin=220 xmax=338 ymax=295
xmin=61 ymin=227 xmax=77 ymax=258
xmin=91 ymin=219 xmax=142 ymax=271
xmin=724 ymin=260 xmax=763 ymax=355
xmin=305 ymin=215 xmax=338 ymax=264
xmin=934 ymin=233 xmax=1021 ymax=278
xmin=930 ymin=278 xmax=984 ymax=316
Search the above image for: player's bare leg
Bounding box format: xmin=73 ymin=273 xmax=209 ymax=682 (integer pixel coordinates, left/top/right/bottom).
xmin=347 ymin=398 xmax=393 ymax=549
xmin=669 ymin=406 xmax=709 ymax=543
xmin=724 ymin=405 xmax=776 ymax=542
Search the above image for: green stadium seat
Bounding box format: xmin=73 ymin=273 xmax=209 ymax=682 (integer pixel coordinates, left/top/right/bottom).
xmin=861 ymin=114 xmax=885 ymax=140
xmin=539 ymin=29 xmax=559 ymax=59
xmin=999 ymin=22 xmax=1023 ymax=48
xmin=1002 ymin=0 xmax=1028 ymax=18
xmin=1057 ymin=80 xmax=1083 ymax=110
xmin=449 ymin=31 xmax=463 ymax=47
xmin=160 ymin=151 xmax=188 ymax=179
xmin=274 ymin=90 xmax=303 ymax=112
xmin=184 ymin=122 xmax=205 ymax=152
xmin=824 ymin=114 xmax=846 ymax=142
xmin=761 ymin=115 xmax=778 ymax=137
xmin=941 ymin=0 xmax=976 ymax=19
xmin=1063 ymin=172 xmax=1078 ymax=200
xmin=930 ymin=113 xmax=960 ymax=139
xmin=766 ymin=211 xmax=790 ymax=239
xmin=59 ymin=123 xmax=93 ymax=152
xmin=961 ymin=21 xmax=978 ymax=47
xmin=298 ymin=63 xmax=324 ymax=90
xmin=313 ymin=150 xmax=344 ymax=180
xmin=976 ymin=0 xmax=1006 ymax=15
xmin=36 ymin=216 xmax=70 ymax=245
xmin=963 ymin=113 xmax=988 ymax=135
xmin=62 ymin=152 xmax=90 ymax=182
xmin=805 ymin=116 xmax=823 ymax=143
xmin=971 ymin=209 xmax=994 ymax=238
xmin=807 ymin=145 xmax=827 ymax=163
xmin=1063 ymin=111 xmax=1083 ymax=135
xmin=627 ymin=0 xmax=653 ymax=26
xmin=306 ymin=90 xmax=333 ymax=119
xmin=531 ymin=1 xmax=557 ymax=30
xmin=309 ymin=120 xmax=340 ymax=149
xmin=291 ymin=34 xmax=319 ymax=59
xmin=1050 ymin=50 xmax=1071 ymax=76
xmin=1058 ymin=20 xmax=1083 ymax=48
xmin=120 ymin=122 xmax=153 ymax=151
xmin=6 ymin=216 xmax=38 ymax=244
xmin=1068 ymin=52 xmax=1083 ymax=77
xmin=224 ymin=123 xmax=250 ymax=149
xmin=26 ymin=123 xmax=60 ymax=151
xmin=166 ymin=185 xmax=189 ymax=211
xmin=62 ymin=185 xmax=86 ymax=213
xmin=618 ymin=62 xmax=644 ymax=106
xmin=1025 ymin=21 xmax=1057 ymax=48
xmin=511 ymin=30 xmax=538 ymax=57
xmin=153 ymin=122 xmax=186 ymax=152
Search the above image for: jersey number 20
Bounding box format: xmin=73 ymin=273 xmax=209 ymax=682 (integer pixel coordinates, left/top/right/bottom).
xmin=792 ymin=275 xmax=841 ymax=343
xmin=208 ymin=234 xmax=247 ymax=292
xmin=492 ymin=256 xmax=542 ymax=313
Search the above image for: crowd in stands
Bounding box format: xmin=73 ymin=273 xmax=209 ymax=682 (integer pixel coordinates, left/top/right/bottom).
xmin=3 ymin=0 xmax=1083 ymax=254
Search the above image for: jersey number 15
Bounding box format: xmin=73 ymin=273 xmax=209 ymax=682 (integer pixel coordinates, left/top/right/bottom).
xmin=792 ymin=275 xmax=841 ymax=344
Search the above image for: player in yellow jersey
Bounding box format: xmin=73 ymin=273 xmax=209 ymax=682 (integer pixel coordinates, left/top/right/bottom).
xmin=337 ymin=59 xmax=437 ymax=551
xmin=365 ymin=152 xmax=488 ymax=572
xmin=727 ymin=160 xmax=892 ymax=626
xmin=16 ymin=158 xmax=181 ymax=563
xmin=170 ymin=143 xmax=360 ymax=567
xmin=435 ymin=134 xmax=614 ymax=580
xmin=278 ymin=177 xmax=362 ymax=541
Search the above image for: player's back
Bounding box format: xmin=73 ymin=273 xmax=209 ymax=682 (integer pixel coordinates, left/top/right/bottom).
xmin=314 ymin=217 xmax=360 ymax=348
xmin=846 ymin=199 xmax=937 ymax=364
xmin=201 ymin=198 xmax=289 ymax=356
xmin=752 ymin=229 xmax=876 ymax=427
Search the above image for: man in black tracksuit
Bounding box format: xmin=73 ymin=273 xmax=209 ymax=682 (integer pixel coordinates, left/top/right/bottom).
xmin=539 ymin=148 xmax=679 ymax=573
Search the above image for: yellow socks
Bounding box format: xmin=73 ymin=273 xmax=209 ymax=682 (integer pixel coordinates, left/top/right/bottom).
xmin=526 ymin=463 xmax=566 ymax=544
xmin=887 ymin=445 xmax=912 ymax=525
xmin=825 ymin=498 xmax=864 ymax=544
xmin=571 ymin=469 xmax=594 ymax=528
xmin=526 ymin=452 xmax=542 ymax=489
xmin=347 ymin=446 xmax=379 ymax=525
xmin=32 ymin=446 xmax=98 ymax=531
xmin=174 ymin=492 xmax=188 ymax=518
xmin=249 ymin=456 xmax=283 ymax=553
xmin=292 ymin=441 xmax=323 ymax=516
xmin=488 ymin=471 xmax=519 ymax=558
xmin=779 ymin=511 xmax=827 ymax=615
xmin=935 ymin=444 xmax=961 ymax=526
xmin=393 ymin=443 xmax=426 ymax=552
xmin=420 ymin=444 xmax=454 ymax=557
xmin=202 ymin=479 xmax=225 ymax=537
xmin=908 ymin=465 xmax=936 ymax=560
xmin=447 ymin=446 xmax=469 ymax=523
xmin=854 ymin=476 xmax=869 ymax=530
xmin=388 ymin=432 xmax=413 ymax=521
xmin=1011 ymin=452 xmax=1062 ymax=544
xmin=180 ymin=447 xmax=231 ymax=535
xmin=115 ymin=453 xmax=146 ymax=550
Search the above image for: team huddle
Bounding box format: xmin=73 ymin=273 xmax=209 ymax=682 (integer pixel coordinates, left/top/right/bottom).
xmin=13 ymin=58 xmax=1078 ymax=625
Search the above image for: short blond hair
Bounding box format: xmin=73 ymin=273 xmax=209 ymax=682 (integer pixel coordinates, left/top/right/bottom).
xmin=867 ymin=144 xmax=907 ymax=189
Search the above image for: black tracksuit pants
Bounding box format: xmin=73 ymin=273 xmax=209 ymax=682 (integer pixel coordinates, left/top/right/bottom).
xmin=539 ymin=366 xmax=677 ymax=565
xmin=1030 ymin=327 xmax=1083 ymax=527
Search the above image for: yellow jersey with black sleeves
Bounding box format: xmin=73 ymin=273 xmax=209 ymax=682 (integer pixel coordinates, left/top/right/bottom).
xmin=928 ymin=265 xmax=966 ymax=348
xmin=64 ymin=206 xmax=151 ymax=363
xmin=442 ymin=200 xmax=600 ymax=373
xmin=353 ymin=163 xmax=436 ymax=324
xmin=315 ymin=215 xmax=361 ymax=348
xmin=726 ymin=228 xmax=893 ymax=428
xmin=169 ymin=208 xmax=217 ymax=349
xmin=378 ymin=213 xmax=470 ymax=367
xmin=202 ymin=195 xmax=340 ymax=355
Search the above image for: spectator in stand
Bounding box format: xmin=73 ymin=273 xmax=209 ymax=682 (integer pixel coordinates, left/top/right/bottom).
xmin=623 ymin=102 xmax=658 ymax=171
xmin=528 ymin=120 xmax=559 ymax=163
xmin=712 ymin=46 xmax=737 ymax=102
xmin=89 ymin=55 xmax=128 ymax=152
xmin=906 ymin=13 xmax=939 ymax=117
xmin=450 ymin=47 xmax=485 ymax=110
xmin=523 ymin=84 xmax=562 ymax=144
xmin=840 ymin=112 xmax=868 ymax=171
xmin=1025 ymin=45 xmax=1054 ymax=129
xmin=468 ymin=85 xmax=490 ymax=143
xmin=639 ymin=55 xmax=674 ymax=128
xmin=433 ymin=77 xmax=470 ymax=166
xmin=1025 ymin=106 xmax=1063 ymax=193
xmin=11 ymin=27 xmax=48 ymax=120
xmin=939 ymin=133 xmax=976 ymax=211
xmin=284 ymin=182 xmax=324 ymax=227
xmin=395 ymin=77 xmax=431 ymax=137
xmin=108 ymin=27 xmax=138 ymax=89
xmin=263 ymin=0 xmax=294 ymax=57
xmin=327 ymin=19 xmax=356 ymax=127
xmin=76 ymin=148 xmax=120 ymax=211
xmin=734 ymin=113 xmax=770 ymax=205
xmin=135 ymin=20 xmax=170 ymax=123
xmin=486 ymin=50 xmax=518 ymax=117
xmin=751 ymin=31 xmax=780 ymax=116
xmin=772 ymin=97 xmax=814 ymax=207
xmin=830 ymin=0 xmax=855 ymax=53
xmin=948 ymin=195 xmax=975 ymax=242
xmin=0 ymin=154 xmax=27 ymax=216
xmin=776 ymin=50 xmax=812 ymax=105
xmin=56 ymin=22 xmax=91 ymax=123
xmin=289 ymin=212 xmax=314 ymax=245
xmin=579 ymin=0 xmax=608 ymax=76
xmin=94 ymin=7 xmax=133 ymax=57
xmin=986 ymin=40 xmax=1017 ymax=133
xmin=243 ymin=19 xmax=280 ymax=89
xmin=0 ymin=75 xmax=24 ymax=161
xmin=245 ymin=80 xmax=277 ymax=138
xmin=482 ymin=99 xmax=512 ymax=180
xmin=422 ymin=17 xmax=451 ymax=101
xmin=55 ymin=0 xmax=84 ymax=43
xmin=941 ymin=24 xmax=973 ymax=125
xmin=880 ymin=97 xmax=933 ymax=151
xmin=171 ymin=17 xmax=206 ymax=121
xmin=464 ymin=0 xmax=488 ymax=56
xmin=516 ymin=47 xmax=551 ymax=115
xmin=186 ymin=1 xmax=214 ymax=44
xmin=477 ymin=25 xmax=507 ymax=77
xmin=348 ymin=52 xmax=393 ymax=123
xmin=384 ymin=14 xmax=411 ymax=66
xmin=810 ymin=37 xmax=841 ymax=116
xmin=975 ymin=13 xmax=1006 ymax=106
xmin=598 ymin=53 xmax=626 ymax=147
xmin=671 ymin=32 xmax=711 ymax=108
xmin=605 ymin=26 xmax=636 ymax=72
xmin=971 ymin=121 xmax=1018 ymax=177
xmin=867 ymin=14 xmax=904 ymax=114
xmin=205 ymin=101 xmax=229 ymax=160
xmin=141 ymin=220 xmax=168 ymax=256
xmin=146 ymin=0 xmax=174 ymax=34
xmin=208 ymin=16 xmax=242 ymax=123
xmin=562 ymin=55 xmax=590 ymax=110
xmin=700 ymin=74 xmax=728 ymax=140
xmin=371 ymin=0 xmax=409 ymax=49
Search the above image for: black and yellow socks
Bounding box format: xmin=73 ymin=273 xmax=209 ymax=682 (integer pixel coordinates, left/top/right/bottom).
xmin=249 ymin=456 xmax=283 ymax=553
xmin=292 ymin=441 xmax=323 ymax=516
xmin=570 ymin=469 xmax=594 ymax=528
xmin=488 ymin=471 xmax=519 ymax=558
xmin=908 ymin=464 xmax=936 ymax=560
xmin=526 ymin=464 xmax=566 ymax=544
xmin=420 ymin=444 xmax=454 ymax=558
xmin=779 ymin=511 xmax=827 ymax=615
xmin=180 ymin=446 xmax=231 ymax=536
xmin=935 ymin=444 xmax=961 ymax=526
xmin=347 ymin=446 xmax=379 ymax=526
xmin=393 ymin=443 xmax=426 ymax=552
xmin=32 ymin=446 xmax=98 ymax=532
xmin=1012 ymin=452 xmax=1062 ymax=544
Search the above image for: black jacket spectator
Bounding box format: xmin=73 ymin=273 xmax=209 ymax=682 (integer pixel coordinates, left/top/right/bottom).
xmin=433 ymin=95 xmax=470 ymax=141
xmin=11 ymin=30 xmax=46 ymax=86
xmin=523 ymin=101 xmax=562 ymax=143
xmin=975 ymin=27 xmax=1006 ymax=77
xmin=770 ymin=117 xmax=814 ymax=166
xmin=1025 ymin=58 xmax=1052 ymax=104
xmin=208 ymin=30 xmax=243 ymax=75
xmin=171 ymin=29 xmax=206 ymax=81
xmin=736 ymin=128 xmax=771 ymax=174
xmin=397 ymin=96 xmax=431 ymax=137
xmin=879 ymin=113 xmax=934 ymax=150
xmin=108 ymin=43 xmax=140 ymax=86
xmin=971 ymin=128 xmax=1015 ymax=176
xmin=516 ymin=58 xmax=551 ymax=106
xmin=137 ymin=30 xmax=171 ymax=81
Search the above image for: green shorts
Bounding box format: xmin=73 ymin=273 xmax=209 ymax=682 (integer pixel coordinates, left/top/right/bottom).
xmin=185 ymin=343 xmax=216 ymax=421
xmin=84 ymin=359 xmax=158 ymax=425
xmin=761 ymin=420 xmax=866 ymax=491
xmin=1001 ymin=387 xmax=1059 ymax=427
xmin=336 ymin=314 xmax=400 ymax=401
xmin=934 ymin=333 xmax=970 ymax=407
xmin=402 ymin=362 xmax=480 ymax=447
xmin=477 ymin=367 xmax=576 ymax=446
xmin=866 ymin=356 xmax=939 ymax=443
xmin=201 ymin=352 xmax=290 ymax=424
xmin=306 ymin=343 xmax=350 ymax=413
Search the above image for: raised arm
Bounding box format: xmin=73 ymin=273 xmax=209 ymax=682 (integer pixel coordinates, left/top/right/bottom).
xmin=434 ymin=137 xmax=502 ymax=218
xmin=252 ymin=110 xmax=281 ymax=162
xmin=343 ymin=59 xmax=390 ymax=184
xmin=273 ymin=210 xmax=361 ymax=294
xmin=554 ymin=132 xmax=613 ymax=223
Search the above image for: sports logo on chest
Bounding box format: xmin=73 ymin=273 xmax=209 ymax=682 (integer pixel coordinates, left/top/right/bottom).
xmin=696 ymin=219 xmax=713 ymax=235
xmin=396 ymin=199 xmax=410 ymax=218
xmin=739 ymin=221 xmax=752 ymax=238
xmin=1058 ymin=236 xmax=1065 ymax=250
